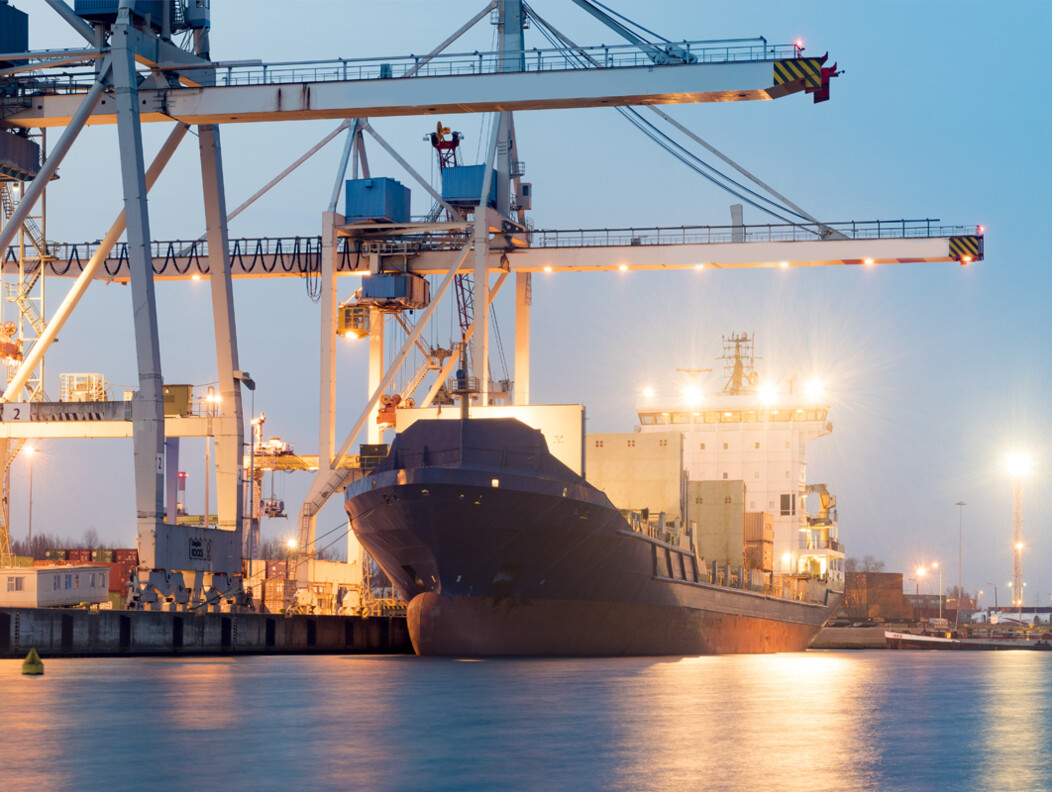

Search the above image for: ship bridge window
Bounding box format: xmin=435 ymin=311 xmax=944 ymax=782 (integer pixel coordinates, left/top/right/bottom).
xmin=640 ymin=414 xmax=657 ymax=425
xmin=672 ymin=413 xmax=691 ymax=424
xmin=722 ymin=411 xmax=741 ymax=422
xmin=704 ymin=412 xmax=721 ymax=423
xmin=744 ymin=411 xmax=758 ymax=423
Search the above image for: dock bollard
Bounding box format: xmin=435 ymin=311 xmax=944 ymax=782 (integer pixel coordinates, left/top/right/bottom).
xmin=21 ymin=648 xmax=44 ymax=676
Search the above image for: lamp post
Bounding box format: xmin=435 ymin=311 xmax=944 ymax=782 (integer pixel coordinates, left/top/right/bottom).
xmin=955 ymin=500 xmax=965 ymax=626
xmin=24 ymin=445 xmax=36 ymax=546
xmin=1005 ymin=453 xmax=1032 ymax=609
xmin=913 ymin=566 xmax=927 ymax=620
xmin=932 ymin=561 xmax=943 ymax=621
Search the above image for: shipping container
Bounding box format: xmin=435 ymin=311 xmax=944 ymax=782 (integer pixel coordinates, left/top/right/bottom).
xmin=744 ymin=540 xmax=773 ymax=573
xmin=345 ymin=177 xmax=411 ymax=223
xmin=744 ymin=511 xmax=774 ymax=543
xmin=114 ymin=548 xmax=139 ymax=563
xmin=66 ymin=548 xmax=93 ymax=563
xmin=441 ymin=165 xmax=498 ymax=206
xmin=92 ymin=548 xmax=116 ymax=563
xmin=45 ymin=548 xmax=68 ymax=561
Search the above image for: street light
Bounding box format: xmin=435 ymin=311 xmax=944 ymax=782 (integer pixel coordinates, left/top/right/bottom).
xmin=932 ymin=561 xmax=943 ymax=620
xmin=24 ymin=445 xmax=36 ymax=546
xmin=955 ymin=500 xmax=966 ymax=627
xmin=1005 ymin=452 xmax=1032 ymax=609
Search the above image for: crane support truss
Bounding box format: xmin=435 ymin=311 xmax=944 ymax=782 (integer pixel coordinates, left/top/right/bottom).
xmin=3 ymin=224 xmax=983 ymax=281
xmin=4 ymin=42 xmax=824 ymax=129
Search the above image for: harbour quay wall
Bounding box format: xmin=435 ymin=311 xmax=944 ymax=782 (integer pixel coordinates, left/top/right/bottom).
xmin=0 ymin=607 xmax=412 ymax=658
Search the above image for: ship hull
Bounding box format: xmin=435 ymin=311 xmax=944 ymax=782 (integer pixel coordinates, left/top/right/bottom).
xmin=409 ymin=592 xmax=825 ymax=656
xmin=346 ymin=418 xmax=839 ymax=657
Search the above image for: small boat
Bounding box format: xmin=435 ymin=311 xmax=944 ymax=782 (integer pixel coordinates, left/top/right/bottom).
xmin=885 ymin=630 xmax=1052 ymax=651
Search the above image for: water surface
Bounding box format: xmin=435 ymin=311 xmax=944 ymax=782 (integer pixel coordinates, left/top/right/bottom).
xmin=1 ymin=651 xmax=1049 ymax=791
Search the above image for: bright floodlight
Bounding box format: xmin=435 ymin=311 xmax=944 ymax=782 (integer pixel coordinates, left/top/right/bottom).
xmin=642 ymin=386 xmax=655 ymax=399
xmin=286 ymin=538 xmax=298 ymax=550
xmin=804 ymin=379 xmax=825 ymax=401
xmin=24 ymin=445 xmax=36 ymax=455
xmin=1005 ymin=452 xmax=1033 ymax=477
xmin=916 ymin=566 xmax=926 ymax=577
xmin=757 ymin=382 xmax=779 ymax=405
xmin=682 ymin=385 xmax=702 ymax=407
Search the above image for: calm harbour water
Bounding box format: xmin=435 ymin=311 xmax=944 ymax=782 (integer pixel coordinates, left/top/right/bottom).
xmin=1 ymin=650 xmax=1050 ymax=792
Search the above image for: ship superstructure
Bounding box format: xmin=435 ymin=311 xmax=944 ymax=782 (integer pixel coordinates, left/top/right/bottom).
xmin=636 ymin=333 xmax=844 ymax=587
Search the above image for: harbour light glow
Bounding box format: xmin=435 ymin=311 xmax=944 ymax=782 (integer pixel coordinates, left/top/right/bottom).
xmin=682 ymin=385 xmax=702 ymax=407
xmin=1005 ymin=452 xmax=1033 ymax=477
xmin=618 ymin=264 xmax=628 ymax=271
xmin=757 ymin=382 xmax=779 ymax=405
xmin=804 ymin=379 xmax=825 ymax=401
xmin=643 ymin=386 xmax=655 ymax=399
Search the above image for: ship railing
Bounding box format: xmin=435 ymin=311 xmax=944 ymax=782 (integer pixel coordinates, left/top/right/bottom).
xmin=1 ymin=38 xmax=799 ymax=96
xmin=362 ymin=597 xmax=407 ymax=617
xmin=528 ymin=219 xmax=977 ymax=248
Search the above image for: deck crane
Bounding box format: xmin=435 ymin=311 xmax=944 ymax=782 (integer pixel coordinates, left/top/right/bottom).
xmin=0 ymin=0 xmax=981 ymax=612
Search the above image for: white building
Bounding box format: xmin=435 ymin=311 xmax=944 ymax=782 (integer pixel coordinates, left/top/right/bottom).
xmin=1 ymin=565 xmax=110 ymax=608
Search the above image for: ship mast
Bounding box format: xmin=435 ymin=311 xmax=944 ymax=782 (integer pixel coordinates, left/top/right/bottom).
xmin=718 ymin=332 xmax=760 ymax=395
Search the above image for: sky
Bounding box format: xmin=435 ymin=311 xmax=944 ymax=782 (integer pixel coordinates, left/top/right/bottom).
xmin=3 ymin=0 xmax=1050 ymax=606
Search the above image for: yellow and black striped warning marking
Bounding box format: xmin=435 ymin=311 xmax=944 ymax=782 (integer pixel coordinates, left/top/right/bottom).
xmin=949 ymin=235 xmax=983 ymax=262
xmin=773 ymin=58 xmax=822 ymax=89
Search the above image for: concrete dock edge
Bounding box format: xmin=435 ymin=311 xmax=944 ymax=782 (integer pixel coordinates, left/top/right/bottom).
xmin=0 ymin=607 xmax=413 ymax=658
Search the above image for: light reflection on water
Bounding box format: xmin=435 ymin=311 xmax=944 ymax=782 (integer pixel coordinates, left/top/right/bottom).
xmin=1 ymin=651 xmax=1049 ymax=792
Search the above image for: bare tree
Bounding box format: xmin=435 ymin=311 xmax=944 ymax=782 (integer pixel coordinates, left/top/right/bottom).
xmin=83 ymin=527 xmax=100 ymax=550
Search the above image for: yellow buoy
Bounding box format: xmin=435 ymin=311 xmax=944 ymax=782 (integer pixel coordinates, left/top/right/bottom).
xmin=21 ymin=648 xmax=44 ymax=676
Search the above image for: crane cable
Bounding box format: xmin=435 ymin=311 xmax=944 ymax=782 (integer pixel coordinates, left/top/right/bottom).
xmin=525 ymin=4 xmax=811 ymax=226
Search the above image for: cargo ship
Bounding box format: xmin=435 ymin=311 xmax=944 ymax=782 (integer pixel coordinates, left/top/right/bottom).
xmin=344 ymin=335 xmax=845 ymax=656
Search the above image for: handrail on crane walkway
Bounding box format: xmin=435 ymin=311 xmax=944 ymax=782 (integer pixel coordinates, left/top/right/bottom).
xmin=1 ymin=219 xmax=982 ymax=279
xmin=3 ymin=38 xmax=802 ymax=96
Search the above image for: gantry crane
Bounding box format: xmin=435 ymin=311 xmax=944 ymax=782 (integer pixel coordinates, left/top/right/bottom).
xmin=0 ymin=0 xmax=981 ymax=611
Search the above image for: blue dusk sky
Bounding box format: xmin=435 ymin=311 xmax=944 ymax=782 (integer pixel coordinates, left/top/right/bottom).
xmin=5 ymin=0 xmax=1050 ymax=604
